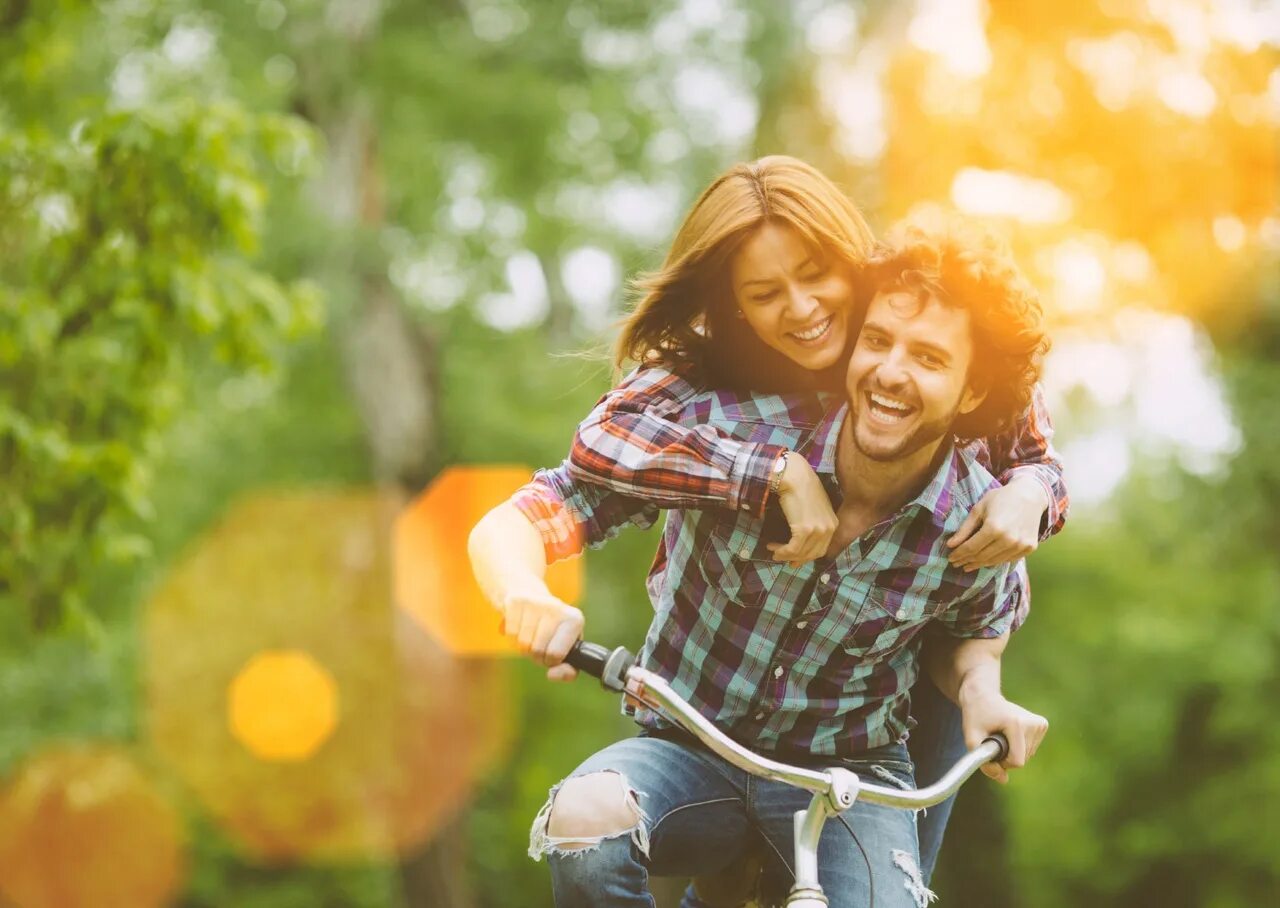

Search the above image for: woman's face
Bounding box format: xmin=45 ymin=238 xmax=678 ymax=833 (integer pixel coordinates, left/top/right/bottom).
xmin=728 ymin=221 xmax=856 ymax=372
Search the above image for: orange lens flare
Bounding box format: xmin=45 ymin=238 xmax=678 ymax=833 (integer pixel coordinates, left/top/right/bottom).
xmin=228 ymin=649 xmax=340 ymax=763
xmin=144 ymin=489 xmax=512 ymax=863
xmin=0 ymin=745 xmax=185 ymax=908
xmin=393 ymin=465 xmax=583 ymax=655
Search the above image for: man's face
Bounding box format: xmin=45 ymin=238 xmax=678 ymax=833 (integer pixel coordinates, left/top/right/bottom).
xmin=845 ymin=290 xmax=985 ymax=462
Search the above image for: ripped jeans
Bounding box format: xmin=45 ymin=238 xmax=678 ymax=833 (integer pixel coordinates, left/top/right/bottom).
xmin=530 ymin=731 xmax=933 ymax=908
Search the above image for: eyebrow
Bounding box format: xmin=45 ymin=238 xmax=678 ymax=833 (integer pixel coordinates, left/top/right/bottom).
xmin=861 ymin=322 xmax=953 ymax=361
xmin=737 ymin=255 xmax=819 ymax=289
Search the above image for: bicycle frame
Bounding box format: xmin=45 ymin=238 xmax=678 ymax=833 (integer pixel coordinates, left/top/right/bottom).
xmin=569 ymin=641 xmax=1007 ymax=907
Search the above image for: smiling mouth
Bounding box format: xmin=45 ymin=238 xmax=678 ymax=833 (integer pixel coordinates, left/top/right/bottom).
xmin=788 ymin=315 xmax=834 ymax=345
xmin=865 ymin=390 xmax=917 ymax=424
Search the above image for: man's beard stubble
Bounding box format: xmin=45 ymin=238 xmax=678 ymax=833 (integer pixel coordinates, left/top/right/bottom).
xmin=850 ymin=388 xmax=961 ymax=464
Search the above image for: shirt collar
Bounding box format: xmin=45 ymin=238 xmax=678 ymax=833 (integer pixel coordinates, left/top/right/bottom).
xmin=909 ymin=444 xmax=959 ymax=524
xmin=808 ymin=400 xmax=962 ymax=525
xmin=805 ymin=396 xmax=846 ymax=477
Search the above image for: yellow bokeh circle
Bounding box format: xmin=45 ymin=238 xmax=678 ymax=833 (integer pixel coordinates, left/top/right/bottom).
xmin=227 ymin=649 xmax=340 ymax=762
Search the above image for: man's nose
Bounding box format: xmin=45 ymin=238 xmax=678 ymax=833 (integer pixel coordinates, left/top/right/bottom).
xmin=874 ymin=348 xmax=910 ymax=387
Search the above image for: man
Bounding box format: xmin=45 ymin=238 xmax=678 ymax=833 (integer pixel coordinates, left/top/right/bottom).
xmin=470 ymin=220 xmax=1050 ymax=907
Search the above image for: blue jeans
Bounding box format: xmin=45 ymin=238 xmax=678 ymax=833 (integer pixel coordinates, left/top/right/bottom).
xmin=531 ymin=733 xmax=934 ymax=908
xmin=907 ymin=673 xmax=967 ymax=886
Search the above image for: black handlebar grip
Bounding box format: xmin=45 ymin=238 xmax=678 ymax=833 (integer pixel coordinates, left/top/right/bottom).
xmin=565 ymin=640 xmax=636 ymax=692
xmin=985 ymin=732 xmax=1011 ymax=763
xmin=565 ymin=641 xmax=611 ymax=679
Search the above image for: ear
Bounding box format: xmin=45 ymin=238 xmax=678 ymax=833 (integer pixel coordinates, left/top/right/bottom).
xmin=958 ymin=379 xmax=987 ymax=416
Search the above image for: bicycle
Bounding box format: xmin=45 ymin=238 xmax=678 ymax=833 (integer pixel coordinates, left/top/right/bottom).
xmin=564 ymin=640 xmax=1010 ymax=908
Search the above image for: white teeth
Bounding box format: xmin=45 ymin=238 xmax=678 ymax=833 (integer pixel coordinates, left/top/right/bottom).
xmin=791 ymin=317 xmax=832 ymax=342
xmin=870 ymin=393 xmax=911 ymax=412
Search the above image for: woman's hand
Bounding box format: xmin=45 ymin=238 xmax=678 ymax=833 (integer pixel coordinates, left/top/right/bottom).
xmin=499 ymin=582 xmax=585 ymax=682
xmin=766 ymin=454 xmax=838 ymax=567
xmin=947 ymin=475 xmax=1049 ymax=570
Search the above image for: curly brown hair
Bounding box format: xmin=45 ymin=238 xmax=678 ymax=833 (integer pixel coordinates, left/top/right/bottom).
xmin=864 ymin=215 xmax=1049 ymax=440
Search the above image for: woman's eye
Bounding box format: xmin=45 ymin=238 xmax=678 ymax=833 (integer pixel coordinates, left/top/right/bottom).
xmin=751 ymin=291 xmax=778 ymax=303
xmin=803 ymin=267 xmax=828 ymax=281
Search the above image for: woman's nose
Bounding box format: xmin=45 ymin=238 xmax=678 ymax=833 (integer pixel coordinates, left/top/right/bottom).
xmin=784 ymin=284 xmax=817 ymax=320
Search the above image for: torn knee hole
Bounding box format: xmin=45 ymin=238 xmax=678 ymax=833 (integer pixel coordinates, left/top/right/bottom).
xmin=527 ymin=770 xmax=651 ymax=860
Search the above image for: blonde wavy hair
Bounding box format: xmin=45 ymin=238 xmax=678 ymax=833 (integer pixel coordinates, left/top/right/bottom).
xmin=613 ymin=155 xmax=876 ymax=391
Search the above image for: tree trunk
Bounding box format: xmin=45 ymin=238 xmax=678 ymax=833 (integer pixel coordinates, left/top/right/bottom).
xmin=305 ymin=49 xmax=474 ymax=908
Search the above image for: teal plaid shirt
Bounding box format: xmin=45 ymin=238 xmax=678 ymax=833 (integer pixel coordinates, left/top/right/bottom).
xmin=529 ymin=389 xmax=1022 ymax=757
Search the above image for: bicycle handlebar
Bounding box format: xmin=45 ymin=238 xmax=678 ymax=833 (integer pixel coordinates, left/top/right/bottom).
xmin=564 ymin=639 xmax=1010 ymax=810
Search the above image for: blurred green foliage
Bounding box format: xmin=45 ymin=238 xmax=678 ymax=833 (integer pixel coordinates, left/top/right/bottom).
xmin=0 ymin=2 xmax=324 ymax=629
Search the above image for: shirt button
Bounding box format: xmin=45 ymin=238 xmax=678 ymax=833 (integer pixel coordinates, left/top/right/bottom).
xmin=820 ymin=573 xmax=831 ymax=583
xmin=895 ymin=608 xmax=907 ymax=620
xmin=796 ymin=620 xmax=808 ymax=629
xmin=773 ymin=665 xmax=784 ymax=678
xmin=755 ymin=711 xmax=766 ymax=720
xmin=738 ymin=546 xmax=752 ymax=560
xmin=740 ymin=502 xmax=750 ymax=511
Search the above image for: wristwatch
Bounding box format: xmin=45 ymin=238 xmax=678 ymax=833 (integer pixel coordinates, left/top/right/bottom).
xmin=768 ymin=450 xmax=791 ymax=495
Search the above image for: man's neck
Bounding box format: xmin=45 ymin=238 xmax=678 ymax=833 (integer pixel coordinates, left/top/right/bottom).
xmin=834 ymin=416 xmax=948 ymax=519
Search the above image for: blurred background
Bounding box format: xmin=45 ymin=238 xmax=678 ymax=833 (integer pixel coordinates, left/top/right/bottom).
xmin=1 ymin=0 xmax=1277 ymax=906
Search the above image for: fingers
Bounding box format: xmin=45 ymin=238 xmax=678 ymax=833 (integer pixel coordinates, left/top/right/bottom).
xmin=767 ymin=523 xmax=832 ymax=566
xmin=947 ymin=516 xmax=993 ymax=563
xmin=500 ymin=591 xmax=584 ymax=668
xmin=986 ymin=709 xmax=1049 ymax=785
xmin=961 ymin=537 xmax=1037 ymax=570
xmin=946 ymin=507 xmax=982 ymax=550
xmin=950 ymin=523 xmax=1038 ymax=570
xmin=1024 ymin=713 xmax=1049 ymax=762
xmin=954 ymin=536 xmax=1004 ymax=571
xmin=546 ymin=663 xmax=579 ymax=683
xmin=544 ymin=615 xmax=584 ymax=667
xmin=516 ymin=604 xmax=541 ymax=652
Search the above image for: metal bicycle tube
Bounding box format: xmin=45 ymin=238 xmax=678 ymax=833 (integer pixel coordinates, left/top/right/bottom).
xmin=788 ymin=792 xmax=834 ymax=905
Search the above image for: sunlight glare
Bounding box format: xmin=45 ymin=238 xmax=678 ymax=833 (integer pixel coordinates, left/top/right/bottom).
xmin=951 ymin=168 xmax=1073 ymax=224
xmin=908 ymin=0 xmax=991 ymax=78
xmin=818 ymin=56 xmax=887 ymax=161
xmin=1156 ymin=67 xmax=1218 ymax=118
xmin=1212 ymin=215 xmax=1247 ymax=252
xmin=1043 ymin=240 xmax=1108 ymax=313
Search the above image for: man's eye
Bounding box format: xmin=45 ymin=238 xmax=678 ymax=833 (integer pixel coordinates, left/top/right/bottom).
xmin=863 ymin=336 xmax=888 ymax=349
xmin=917 ymin=353 xmax=942 ymax=367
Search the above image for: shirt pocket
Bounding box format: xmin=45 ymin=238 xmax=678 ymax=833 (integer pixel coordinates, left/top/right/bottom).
xmin=840 ymin=588 xmax=939 ymax=660
xmin=696 ymin=520 xmax=787 ymax=610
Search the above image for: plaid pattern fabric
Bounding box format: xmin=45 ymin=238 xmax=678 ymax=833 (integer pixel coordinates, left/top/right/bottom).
xmin=522 ymin=388 xmax=1021 ymax=757
xmin=566 ymin=367 xmax=1069 ymax=542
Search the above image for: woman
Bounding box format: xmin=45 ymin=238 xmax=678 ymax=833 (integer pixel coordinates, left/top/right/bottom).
xmin=471 ymin=156 xmax=1064 ymax=900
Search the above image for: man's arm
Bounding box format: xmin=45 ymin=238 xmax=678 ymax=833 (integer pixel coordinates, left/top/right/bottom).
xmin=468 ymin=500 xmax=584 ymax=681
xmin=928 ymin=565 xmax=1049 ymax=782
xmin=923 ymin=632 xmax=1048 ymax=783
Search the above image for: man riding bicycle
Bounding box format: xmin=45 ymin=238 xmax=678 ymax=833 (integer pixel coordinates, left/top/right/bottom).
xmin=471 ymin=218 xmax=1050 ymax=907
